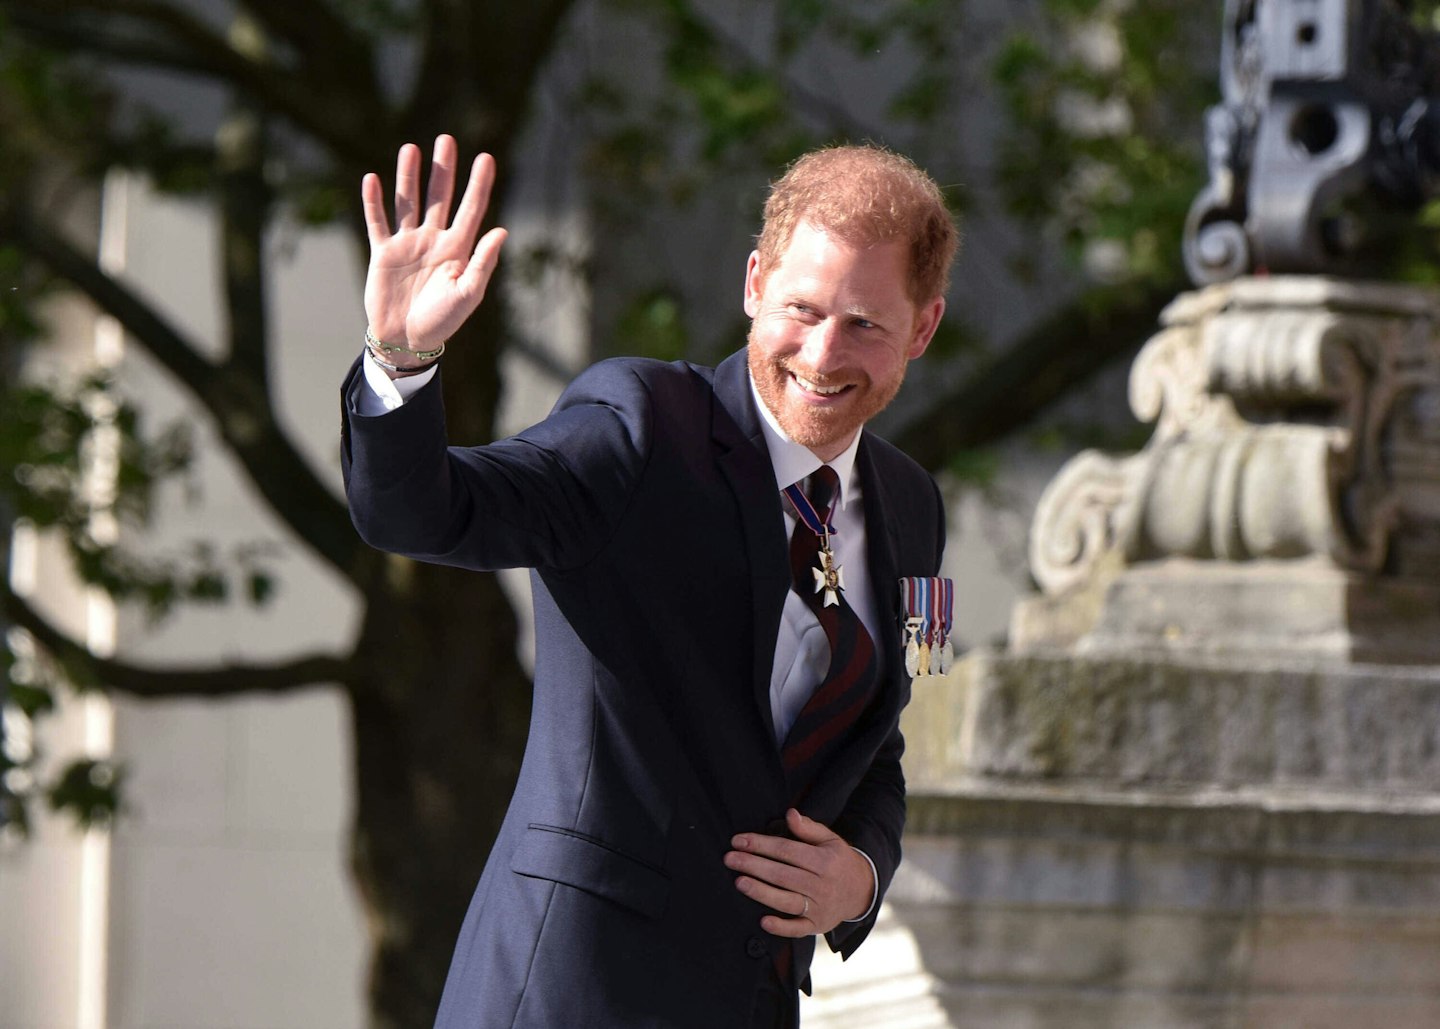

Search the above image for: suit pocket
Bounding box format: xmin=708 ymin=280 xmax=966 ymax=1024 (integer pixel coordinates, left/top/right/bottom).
xmin=511 ymin=824 xmax=670 ymax=920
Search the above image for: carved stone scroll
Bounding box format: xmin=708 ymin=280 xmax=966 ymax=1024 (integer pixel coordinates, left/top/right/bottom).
xmin=1020 ymin=277 xmax=1440 ymax=662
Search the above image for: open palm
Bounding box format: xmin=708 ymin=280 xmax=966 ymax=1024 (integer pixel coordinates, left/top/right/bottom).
xmin=362 ymin=135 xmax=508 ymax=352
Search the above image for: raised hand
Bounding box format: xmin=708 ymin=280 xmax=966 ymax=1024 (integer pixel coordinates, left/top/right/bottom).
xmin=724 ymin=807 xmax=876 ymax=937
xmin=361 ymin=134 xmax=508 ymax=358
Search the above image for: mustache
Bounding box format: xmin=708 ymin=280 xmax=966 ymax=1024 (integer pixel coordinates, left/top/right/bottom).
xmin=778 ymin=361 xmax=865 ymax=386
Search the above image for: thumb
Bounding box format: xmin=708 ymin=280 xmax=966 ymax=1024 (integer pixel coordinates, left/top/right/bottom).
xmin=456 ymin=226 xmax=508 ymax=300
xmin=787 ymin=807 xmax=838 ymax=845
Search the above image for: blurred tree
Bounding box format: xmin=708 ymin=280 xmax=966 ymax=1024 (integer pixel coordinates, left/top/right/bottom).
xmin=0 ymin=0 xmax=1222 ymax=1023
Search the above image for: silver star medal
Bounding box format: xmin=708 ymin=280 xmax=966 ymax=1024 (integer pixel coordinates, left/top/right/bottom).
xmin=812 ymin=538 xmax=844 ymax=607
xmin=904 ymin=618 xmax=924 ymax=678
xmin=938 ymin=636 xmax=955 ymax=675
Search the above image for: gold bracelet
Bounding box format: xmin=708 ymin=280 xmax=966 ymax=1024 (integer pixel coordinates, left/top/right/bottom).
xmin=365 ymin=343 xmax=440 ymax=376
xmin=365 ymin=327 xmax=446 ymax=363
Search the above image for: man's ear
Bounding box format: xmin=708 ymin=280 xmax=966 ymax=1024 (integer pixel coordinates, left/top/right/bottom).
xmin=743 ymin=251 xmax=764 ymax=319
xmin=907 ymin=296 xmax=946 ymax=359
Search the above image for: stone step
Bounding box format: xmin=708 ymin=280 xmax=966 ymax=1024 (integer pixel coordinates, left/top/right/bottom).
xmin=903 ymin=651 xmax=1440 ymax=793
xmin=802 ymin=783 xmax=1440 ymax=1028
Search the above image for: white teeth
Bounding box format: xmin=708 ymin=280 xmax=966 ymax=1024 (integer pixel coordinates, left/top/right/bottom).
xmin=793 ymin=374 xmax=845 ymax=395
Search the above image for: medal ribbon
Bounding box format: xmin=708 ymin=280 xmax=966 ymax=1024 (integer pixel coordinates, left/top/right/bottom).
xmin=902 ymin=577 xmax=931 ymax=645
xmin=919 ymin=577 xmax=932 ymax=645
xmin=928 ymin=577 xmax=952 ymax=646
xmin=901 ymin=576 xmax=954 ymax=647
xmin=782 ymin=480 xmax=838 ymax=539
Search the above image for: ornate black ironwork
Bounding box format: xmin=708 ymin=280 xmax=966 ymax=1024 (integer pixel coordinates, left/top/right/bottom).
xmin=1185 ymin=0 xmax=1440 ymax=285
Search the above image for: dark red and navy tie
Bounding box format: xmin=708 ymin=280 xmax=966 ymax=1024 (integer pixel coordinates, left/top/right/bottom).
xmin=780 ymin=465 xmax=880 ymax=803
xmin=769 ymin=466 xmax=881 ymax=995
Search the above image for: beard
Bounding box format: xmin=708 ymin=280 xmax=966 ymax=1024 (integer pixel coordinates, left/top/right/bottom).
xmin=747 ymin=332 xmax=907 ymax=455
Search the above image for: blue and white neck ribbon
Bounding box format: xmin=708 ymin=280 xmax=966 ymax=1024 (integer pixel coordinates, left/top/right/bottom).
xmin=782 ymin=481 xmax=838 ymax=538
xmin=784 ymin=481 xmax=843 ymax=607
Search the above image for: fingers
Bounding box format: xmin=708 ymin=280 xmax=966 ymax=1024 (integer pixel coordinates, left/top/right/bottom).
xmin=423 ymin=135 xmax=458 ymax=228
xmin=368 ymin=136 xmax=497 ymax=242
xmin=734 ymin=874 xmax=810 ymax=917
xmin=456 ymin=227 xmax=508 ymax=302
xmin=361 ymin=172 xmax=392 ymax=243
xmin=393 ymin=142 xmax=422 ymax=230
xmin=725 ymin=832 xmax=821 ymax=926
xmin=726 ymin=844 xmax=815 ymax=894
xmin=734 ymin=876 xmax=815 ymax=937
xmin=726 ymin=811 xmax=870 ymax=935
xmin=786 ymin=807 xmax=840 ymax=845
xmin=451 ymin=152 xmax=498 ymax=244
xmin=762 ymin=910 xmax=817 ymax=938
xmin=729 ymin=819 xmax=822 ymax=872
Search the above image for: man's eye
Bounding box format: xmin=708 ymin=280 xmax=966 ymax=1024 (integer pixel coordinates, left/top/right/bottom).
xmin=853 ymin=319 xmax=875 ymax=330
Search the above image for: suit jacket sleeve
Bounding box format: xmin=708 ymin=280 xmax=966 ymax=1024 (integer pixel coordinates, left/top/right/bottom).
xmin=825 ymin=470 xmax=947 ymax=960
xmin=340 ymin=355 xmax=654 ymax=572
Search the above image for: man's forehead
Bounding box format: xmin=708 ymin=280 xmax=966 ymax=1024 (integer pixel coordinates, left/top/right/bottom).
xmin=765 ymin=222 xmax=900 ymax=267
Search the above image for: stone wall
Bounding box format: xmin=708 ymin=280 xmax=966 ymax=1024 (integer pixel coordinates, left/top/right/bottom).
xmin=806 ymin=655 xmax=1440 ymax=1028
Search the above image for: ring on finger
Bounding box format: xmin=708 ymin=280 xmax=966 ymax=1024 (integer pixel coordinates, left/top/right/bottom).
xmin=800 ymin=895 xmax=810 ymax=918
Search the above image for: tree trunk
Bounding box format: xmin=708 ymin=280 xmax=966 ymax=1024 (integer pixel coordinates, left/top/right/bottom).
xmin=348 ymin=559 xmax=532 ymax=1029
xmin=344 ymin=269 xmax=534 ymax=1027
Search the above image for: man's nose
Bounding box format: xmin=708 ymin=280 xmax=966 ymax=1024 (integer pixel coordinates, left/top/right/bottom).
xmin=799 ymin=319 xmax=845 ymax=371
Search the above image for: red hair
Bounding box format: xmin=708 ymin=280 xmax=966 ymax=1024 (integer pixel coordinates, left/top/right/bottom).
xmin=755 ymin=144 xmax=959 ymax=302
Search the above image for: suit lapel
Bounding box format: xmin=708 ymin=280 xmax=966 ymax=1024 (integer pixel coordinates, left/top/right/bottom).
xmin=856 ymin=434 xmax=904 ymax=719
xmin=709 ymin=351 xmax=910 ymax=781
xmin=710 ymin=350 xmax=790 ymax=747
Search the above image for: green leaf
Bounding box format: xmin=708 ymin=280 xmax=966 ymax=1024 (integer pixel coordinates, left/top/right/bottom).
xmin=616 ymin=288 xmax=690 ymax=362
xmin=247 ymin=572 xmax=276 ymax=606
xmin=47 ymin=759 xmax=124 ymax=831
xmin=5 ymin=682 xmax=55 ymax=718
xmin=945 ymin=447 xmax=1001 ymax=487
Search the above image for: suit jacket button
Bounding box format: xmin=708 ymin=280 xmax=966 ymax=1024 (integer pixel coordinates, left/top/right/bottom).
xmin=746 ymin=936 xmax=769 ymax=959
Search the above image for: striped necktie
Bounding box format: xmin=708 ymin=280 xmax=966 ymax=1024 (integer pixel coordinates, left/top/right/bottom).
xmin=779 ymin=465 xmax=880 ymax=800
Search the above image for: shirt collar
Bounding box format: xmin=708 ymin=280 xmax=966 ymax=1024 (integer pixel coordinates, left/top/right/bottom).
xmin=749 ymin=369 xmax=863 ymax=511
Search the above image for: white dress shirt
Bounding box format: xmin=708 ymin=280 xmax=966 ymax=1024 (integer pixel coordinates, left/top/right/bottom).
xmin=359 ymin=352 xmax=436 ymax=413
xmin=746 ymin=376 xmax=879 ymax=744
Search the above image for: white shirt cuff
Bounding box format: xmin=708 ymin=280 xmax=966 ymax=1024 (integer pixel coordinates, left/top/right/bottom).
xmin=357 ymin=350 xmax=438 ymax=415
xmin=842 ymin=846 xmax=879 ymax=923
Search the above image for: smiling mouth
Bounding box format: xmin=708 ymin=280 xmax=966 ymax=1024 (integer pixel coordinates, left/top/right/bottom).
xmin=791 ymin=372 xmax=853 ymax=397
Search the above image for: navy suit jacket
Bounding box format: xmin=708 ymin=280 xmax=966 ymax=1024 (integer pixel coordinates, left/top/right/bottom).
xmin=341 ymin=348 xmax=946 ymax=1028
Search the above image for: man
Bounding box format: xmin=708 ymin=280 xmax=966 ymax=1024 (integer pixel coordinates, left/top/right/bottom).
xmin=342 ymin=134 xmax=957 ymax=1027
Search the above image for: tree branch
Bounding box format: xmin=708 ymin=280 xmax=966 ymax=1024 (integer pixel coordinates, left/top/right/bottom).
xmin=1 ymin=0 xmax=384 ymax=169
xmin=407 ymin=0 xmax=580 ymax=145
xmin=13 ymin=206 xmax=223 ymax=399
xmin=4 ymin=581 xmax=353 ymax=698
xmin=678 ymin=2 xmax=888 ymax=141
xmin=3 ymin=21 xmax=230 ymax=80
xmin=505 ymin=329 xmax=583 ymax=385
xmin=218 ymin=102 xmax=272 ymax=386
xmin=896 ymin=274 xmax=1184 ymax=472
xmin=10 ymin=209 xmax=366 ymax=582
xmin=237 ymin=0 xmax=379 ymax=97
xmin=4 ymin=0 xmax=274 ymax=83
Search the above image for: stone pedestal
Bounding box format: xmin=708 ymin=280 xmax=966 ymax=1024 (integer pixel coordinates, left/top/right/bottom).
xmin=823 ymin=654 xmax=1440 ymax=1029
xmin=1018 ymin=277 xmax=1440 ymax=662
xmin=1049 ymin=562 xmax=1440 ymax=665
xmin=805 ymin=279 xmax=1440 ymax=1027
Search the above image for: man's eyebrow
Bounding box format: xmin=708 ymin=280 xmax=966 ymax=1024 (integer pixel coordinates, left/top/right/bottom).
xmin=775 ymin=292 xmax=886 ymax=323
